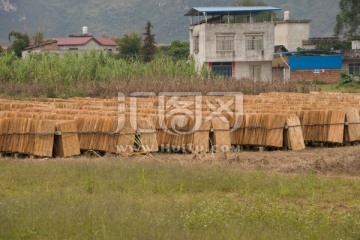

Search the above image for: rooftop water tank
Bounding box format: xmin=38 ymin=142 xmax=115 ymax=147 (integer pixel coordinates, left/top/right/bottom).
xmin=82 ymin=26 xmax=88 ymax=35
xmin=284 ymin=11 xmax=290 ymax=21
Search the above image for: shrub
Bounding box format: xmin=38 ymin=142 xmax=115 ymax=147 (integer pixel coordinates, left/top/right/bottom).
xmin=339 ymin=71 xmax=353 ymax=85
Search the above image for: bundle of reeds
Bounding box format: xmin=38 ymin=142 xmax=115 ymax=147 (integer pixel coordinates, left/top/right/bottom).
xmin=299 ymin=110 xmax=345 ymax=143
xmin=345 ymin=109 xmax=360 ymax=142
xmin=0 ymin=117 xmax=55 ymax=157
xmin=285 ymin=115 xmax=305 ymax=150
xmin=54 ymin=121 xmax=81 ymax=157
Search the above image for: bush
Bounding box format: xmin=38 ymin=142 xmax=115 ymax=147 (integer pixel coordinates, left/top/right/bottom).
xmin=339 ymin=72 xmax=353 ymax=85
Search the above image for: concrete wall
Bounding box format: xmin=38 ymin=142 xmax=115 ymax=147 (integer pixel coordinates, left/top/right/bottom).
xmin=272 ymin=68 xmax=285 ymax=82
xmin=190 ymin=24 xmax=206 ymax=64
xmin=274 ymin=23 xmax=288 ymax=50
xmin=234 ymin=61 xmax=272 ymax=81
xmin=189 ymin=22 xmax=275 ymax=80
xmin=58 ymin=40 xmax=117 ymax=52
xmin=190 ymin=22 xmax=275 ymax=63
xmin=23 ymin=40 xmax=117 ymax=58
xmin=275 ymin=21 xmax=310 ymax=51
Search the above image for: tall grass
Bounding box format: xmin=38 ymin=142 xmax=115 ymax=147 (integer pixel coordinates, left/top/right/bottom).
xmin=0 ymin=52 xmax=201 ymax=83
xmin=0 ymin=157 xmax=359 ymax=239
xmin=0 ymin=52 xmax=313 ymax=98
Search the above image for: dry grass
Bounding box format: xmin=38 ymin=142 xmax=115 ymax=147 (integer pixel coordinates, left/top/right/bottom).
xmin=0 ymin=78 xmax=314 ymax=99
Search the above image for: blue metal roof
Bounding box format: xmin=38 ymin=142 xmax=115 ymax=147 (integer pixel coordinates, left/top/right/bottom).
xmin=185 ymin=6 xmax=281 ymax=16
xmin=274 ymin=50 xmax=342 ymax=57
xmin=289 ymin=56 xmax=343 ymax=70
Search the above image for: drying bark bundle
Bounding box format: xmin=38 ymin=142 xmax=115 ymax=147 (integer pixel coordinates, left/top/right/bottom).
xmin=0 ymin=92 xmax=360 ymax=157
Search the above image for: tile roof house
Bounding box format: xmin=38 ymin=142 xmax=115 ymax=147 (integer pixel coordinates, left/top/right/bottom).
xmin=22 ymin=27 xmax=118 ymax=58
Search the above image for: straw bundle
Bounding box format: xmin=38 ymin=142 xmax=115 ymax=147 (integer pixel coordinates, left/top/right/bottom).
xmin=345 ymin=109 xmax=360 ymax=142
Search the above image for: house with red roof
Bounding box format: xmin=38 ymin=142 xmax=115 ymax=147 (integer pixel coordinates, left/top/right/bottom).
xmin=22 ymin=27 xmax=118 ymax=58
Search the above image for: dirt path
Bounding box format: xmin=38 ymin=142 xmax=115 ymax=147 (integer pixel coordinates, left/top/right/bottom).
xmin=7 ymin=145 xmax=360 ymax=178
xmin=146 ymin=145 xmax=360 ymax=177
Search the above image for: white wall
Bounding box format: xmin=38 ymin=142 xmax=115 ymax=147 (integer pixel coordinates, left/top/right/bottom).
xmin=353 ymin=40 xmax=360 ymax=50
xmin=234 ymin=61 xmax=272 ymax=81
xmin=190 ymin=22 xmax=275 ymax=64
xmin=274 ymin=23 xmax=288 ymax=49
xmin=275 ymin=21 xmax=310 ymax=51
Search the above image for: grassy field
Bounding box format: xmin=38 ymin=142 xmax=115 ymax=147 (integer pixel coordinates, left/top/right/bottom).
xmin=312 ymin=82 xmax=360 ymax=93
xmin=0 ymin=156 xmax=359 ymax=240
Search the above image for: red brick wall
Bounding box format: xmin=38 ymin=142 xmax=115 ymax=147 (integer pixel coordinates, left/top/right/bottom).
xmin=290 ymin=69 xmax=341 ymax=83
xmin=232 ymin=62 xmax=235 ymax=78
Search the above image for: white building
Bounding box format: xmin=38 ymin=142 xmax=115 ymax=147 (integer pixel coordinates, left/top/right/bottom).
xmin=353 ymin=40 xmax=360 ymax=50
xmin=274 ymin=12 xmax=311 ymax=51
xmin=185 ymin=6 xmax=281 ymax=81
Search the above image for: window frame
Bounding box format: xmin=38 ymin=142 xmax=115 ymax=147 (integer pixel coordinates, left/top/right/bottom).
xmin=216 ymin=34 xmax=235 ymax=52
xmin=245 ymin=34 xmax=264 ymax=51
xmin=193 ymin=36 xmax=199 ymax=54
xmin=249 ymin=65 xmax=261 ymax=81
xmin=349 ymin=63 xmax=360 ymax=76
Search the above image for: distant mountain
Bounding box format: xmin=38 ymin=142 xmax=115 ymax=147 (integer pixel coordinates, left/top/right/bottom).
xmin=0 ymin=0 xmax=339 ymax=45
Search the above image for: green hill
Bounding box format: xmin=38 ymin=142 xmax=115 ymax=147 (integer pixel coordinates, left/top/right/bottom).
xmin=0 ymin=0 xmax=339 ymax=45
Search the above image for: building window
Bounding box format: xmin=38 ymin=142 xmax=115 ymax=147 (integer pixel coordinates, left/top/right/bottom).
xmin=216 ymin=35 xmax=234 ymax=52
xmin=193 ymin=36 xmax=199 ymax=53
xmin=349 ymin=63 xmax=360 ymax=76
xmin=211 ymin=62 xmax=233 ymax=78
xmin=69 ymin=48 xmax=78 ymax=51
xmin=249 ymin=65 xmax=261 ymax=80
xmin=246 ymin=35 xmax=263 ymax=50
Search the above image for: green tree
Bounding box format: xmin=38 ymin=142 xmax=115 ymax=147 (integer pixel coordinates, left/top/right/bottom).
xmin=233 ymin=0 xmax=266 ymax=6
xmin=32 ymin=32 xmax=44 ymax=46
xmin=141 ymin=21 xmax=156 ymax=63
xmin=334 ymin=0 xmax=360 ymax=38
xmin=8 ymin=31 xmax=30 ymax=57
xmin=158 ymin=40 xmax=189 ymax=62
xmin=114 ymin=32 xmax=142 ymax=60
xmin=315 ymin=40 xmax=351 ymax=50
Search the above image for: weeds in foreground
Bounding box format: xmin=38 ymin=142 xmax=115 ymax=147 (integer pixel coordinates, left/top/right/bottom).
xmin=0 ymin=158 xmax=359 ymax=239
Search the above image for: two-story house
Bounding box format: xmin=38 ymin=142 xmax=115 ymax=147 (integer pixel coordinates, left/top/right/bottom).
xmin=185 ymin=6 xmax=281 ymax=81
